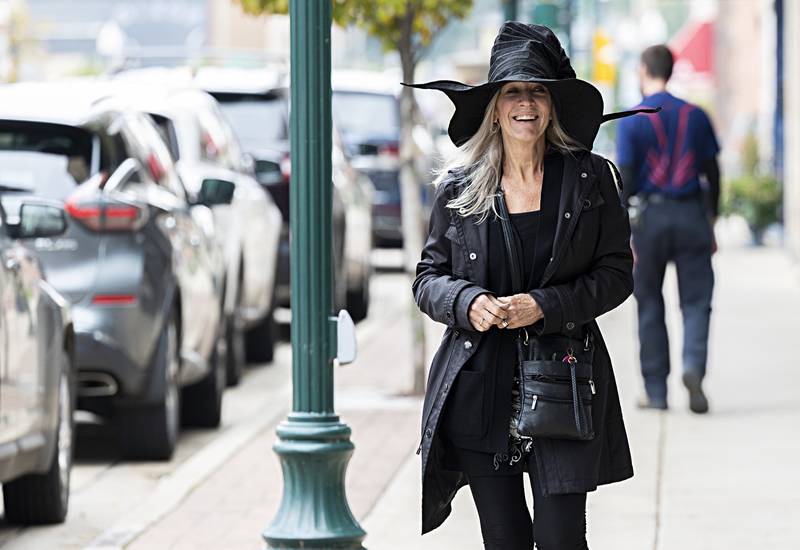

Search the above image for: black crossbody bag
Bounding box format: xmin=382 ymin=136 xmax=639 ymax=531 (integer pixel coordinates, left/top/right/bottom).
xmin=496 ymin=192 xmax=596 ymax=441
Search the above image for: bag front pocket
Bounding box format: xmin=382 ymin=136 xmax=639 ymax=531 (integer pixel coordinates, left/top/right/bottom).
xmin=516 ymin=360 xmax=595 ymax=440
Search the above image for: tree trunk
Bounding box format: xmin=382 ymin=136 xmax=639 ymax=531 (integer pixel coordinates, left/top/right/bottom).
xmin=398 ymin=11 xmax=427 ymax=396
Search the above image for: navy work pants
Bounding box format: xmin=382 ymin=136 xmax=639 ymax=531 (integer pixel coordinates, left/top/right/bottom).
xmin=631 ymin=195 xmax=714 ymax=402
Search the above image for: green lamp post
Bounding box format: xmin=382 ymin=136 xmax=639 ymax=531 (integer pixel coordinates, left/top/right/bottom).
xmin=261 ymin=1 xmax=365 ymax=548
xmin=503 ymin=0 xmax=518 ymax=21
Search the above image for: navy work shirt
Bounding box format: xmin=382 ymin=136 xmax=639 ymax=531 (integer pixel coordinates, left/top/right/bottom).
xmin=616 ymin=91 xmax=719 ymax=198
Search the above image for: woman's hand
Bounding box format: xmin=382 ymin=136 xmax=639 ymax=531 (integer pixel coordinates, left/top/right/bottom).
xmin=496 ymin=293 xmax=543 ymax=329
xmin=468 ymin=294 xmax=509 ymax=332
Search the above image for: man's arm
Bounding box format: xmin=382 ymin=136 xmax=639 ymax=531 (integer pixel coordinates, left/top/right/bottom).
xmin=700 ymin=155 xmax=720 ymax=219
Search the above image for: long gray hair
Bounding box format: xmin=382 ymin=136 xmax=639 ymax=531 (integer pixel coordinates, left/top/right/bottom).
xmin=434 ymin=88 xmax=584 ymax=223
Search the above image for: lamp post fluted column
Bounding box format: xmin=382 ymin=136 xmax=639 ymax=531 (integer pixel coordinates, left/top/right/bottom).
xmin=261 ymin=1 xmax=365 ymax=548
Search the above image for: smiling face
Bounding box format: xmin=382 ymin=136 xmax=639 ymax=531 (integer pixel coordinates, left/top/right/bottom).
xmin=494 ymin=81 xmax=552 ymax=146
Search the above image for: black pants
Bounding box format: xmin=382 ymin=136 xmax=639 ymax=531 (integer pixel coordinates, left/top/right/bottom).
xmin=467 ymin=472 xmax=588 ymax=550
xmin=631 ymin=196 xmax=714 ymax=402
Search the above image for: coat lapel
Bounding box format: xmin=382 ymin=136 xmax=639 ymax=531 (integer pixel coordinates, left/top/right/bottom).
xmin=539 ymin=152 xmax=595 ymax=287
xmin=459 ymin=214 xmax=489 ymax=288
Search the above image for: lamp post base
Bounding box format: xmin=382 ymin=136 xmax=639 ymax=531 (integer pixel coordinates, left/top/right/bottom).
xmin=262 ymin=413 xmax=366 ymax=549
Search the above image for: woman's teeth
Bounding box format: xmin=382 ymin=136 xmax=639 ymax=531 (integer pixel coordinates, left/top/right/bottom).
xmin=512 ymin=115 xmax=539 ymax=121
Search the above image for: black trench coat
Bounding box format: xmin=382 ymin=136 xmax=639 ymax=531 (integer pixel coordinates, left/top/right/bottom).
xmin=412 ymin=150 xmax=635 ymax=534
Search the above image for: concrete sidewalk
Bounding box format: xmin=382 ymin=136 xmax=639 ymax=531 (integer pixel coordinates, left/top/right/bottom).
xmin=364 ymin=243 xmax=800 ymax=549
xmin=113 ymin=240 xmax=800 ymax=549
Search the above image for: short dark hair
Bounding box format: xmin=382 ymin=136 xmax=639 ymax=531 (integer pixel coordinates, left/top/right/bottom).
xmin=641 ymin=45 xmax=674 ymax=81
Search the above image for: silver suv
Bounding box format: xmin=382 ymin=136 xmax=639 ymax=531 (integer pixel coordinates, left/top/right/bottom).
xmin=0 ymin=195 xmax=75 ymax=524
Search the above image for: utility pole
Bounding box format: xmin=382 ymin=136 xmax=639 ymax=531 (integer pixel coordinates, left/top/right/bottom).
xmin=261 ymin=1 xmax=365 ymax=548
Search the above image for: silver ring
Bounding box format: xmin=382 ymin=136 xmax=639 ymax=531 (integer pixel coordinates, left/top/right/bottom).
xmin=501 ymin=320 xmax=509 ymax=329
xmin=479 ymin=318 xmax=485 ymax=326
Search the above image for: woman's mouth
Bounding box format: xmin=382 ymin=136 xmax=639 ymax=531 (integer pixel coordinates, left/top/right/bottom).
xmin=512 ymin=114 xmax=539 ymax=122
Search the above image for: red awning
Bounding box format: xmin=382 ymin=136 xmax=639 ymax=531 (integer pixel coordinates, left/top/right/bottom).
xmin=670 ymin=20 xmax=715 ymax=76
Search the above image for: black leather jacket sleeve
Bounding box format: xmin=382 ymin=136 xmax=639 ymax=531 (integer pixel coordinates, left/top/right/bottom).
xmin=412 ymin=180 xmax=489 ymax=330
xmin=529 ymin=159 xmax=634 ymax=336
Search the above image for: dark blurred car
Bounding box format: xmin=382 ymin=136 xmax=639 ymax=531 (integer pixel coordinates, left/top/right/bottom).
xmin=0 ymin=194 xmax=75 ymax=524
xmin=195 ymin=67 xmax=374 ymax=321
xmin=332 ymin=70 xmax=436 ymax=248
xmin=0 ymin=81 xmax=226 ymax=460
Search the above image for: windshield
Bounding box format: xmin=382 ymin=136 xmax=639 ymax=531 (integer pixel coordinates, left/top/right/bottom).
xmin=0 ymin=123 xmax=94 ymax=200
xmin=0 ymin=150 xmax=84 ymax=200
xmin=215 ymin=96 xmax=287 ymax=150
xmin=332 ymin=91 xmax=399 ymax=140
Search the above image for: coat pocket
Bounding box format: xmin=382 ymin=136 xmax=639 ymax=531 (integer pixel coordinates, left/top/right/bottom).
xmin=442 ymin=370 xmax=487 ymax=438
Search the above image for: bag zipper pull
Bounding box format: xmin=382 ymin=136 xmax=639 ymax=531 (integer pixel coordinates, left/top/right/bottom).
xmin=531 ymin=394 xmax=538 ymax=410
xmin=562 ymin=348 xmax=577 ymax=365
xmin=589 ymin=380 xmax=596 ymax=395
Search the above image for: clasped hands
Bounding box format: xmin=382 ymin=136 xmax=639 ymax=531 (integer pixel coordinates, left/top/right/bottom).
xmin=468 ymin=293 xmax=543 ymax=332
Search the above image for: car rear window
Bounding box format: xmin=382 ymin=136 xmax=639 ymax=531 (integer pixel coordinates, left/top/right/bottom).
xmin=332 ymin=91 xmax=399 ymax=139
xmin=0 ymin=122 xmax=93 ymax=200
xmin=211 ymin=92 xmax=288 ymax=150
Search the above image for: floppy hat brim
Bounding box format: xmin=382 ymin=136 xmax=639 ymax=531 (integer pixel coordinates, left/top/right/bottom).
xmin=405 ymin=77 xmax=604 ymax=149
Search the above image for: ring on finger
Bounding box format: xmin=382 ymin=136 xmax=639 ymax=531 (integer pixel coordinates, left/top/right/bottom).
xmin=501 ymin=319 xmax=509 ymax=329
xmin=479 ymin=317 xmax=485 ymax=326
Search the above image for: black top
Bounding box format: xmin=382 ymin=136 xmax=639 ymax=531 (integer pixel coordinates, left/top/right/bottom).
xmin=441 ymin=152 xmax=563 ymax=474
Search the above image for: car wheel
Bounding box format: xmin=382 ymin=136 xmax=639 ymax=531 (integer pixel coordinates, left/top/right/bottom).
xmin=245 ymin=303 xmax=276 ymax=365
xmin=181 ymin=329 xmax=225 ymax=428
xmin=120 ymin=311 xmax=180 ymax=460
xmin=225 ymin=281 xmax=247 ymax=386
xmin=3 ymin=356 xmax=74 ymax=524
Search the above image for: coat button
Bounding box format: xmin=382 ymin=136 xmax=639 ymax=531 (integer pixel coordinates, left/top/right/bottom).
xmin=566 ymin=321 xmax=576 ymax=330
xmin=442 ymin=383 xmax=449 ymax=392
xmin=464 ymin=340 xmax=473 ymax=350
xmin=469 ymin=252 xmax=477 ymax=260
xmin=446 ymin=311 xmax=452 ymax=318
xmin=580 ymin=172 xmax=588 ymax=178
xmin=564 ymin=212 xmax=571 ymax=219
xmin=425 ymin=428 xmax=432 ymax=438
xmin=583 ymin=199 xmax=592 ymax=209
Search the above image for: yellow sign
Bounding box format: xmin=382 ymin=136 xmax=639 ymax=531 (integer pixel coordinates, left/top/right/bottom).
xmin=593 ymin=29 xmax=616 ymax=84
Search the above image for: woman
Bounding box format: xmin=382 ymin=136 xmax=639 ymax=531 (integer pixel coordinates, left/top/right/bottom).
xmin=410 ymin=23 xmax=653 ymax=549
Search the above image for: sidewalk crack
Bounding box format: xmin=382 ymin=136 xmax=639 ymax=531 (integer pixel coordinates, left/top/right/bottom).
xmin=653 ymin=412 xmax=667 ymax=550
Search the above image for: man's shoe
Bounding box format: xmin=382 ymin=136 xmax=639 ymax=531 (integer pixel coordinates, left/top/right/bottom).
xmin=636 ymin=395 xmax=668 ymax=410
xmin=682 ymin=371 xmax=709 ymax=414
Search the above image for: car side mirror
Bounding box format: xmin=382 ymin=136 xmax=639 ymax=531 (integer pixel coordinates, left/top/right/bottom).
xmin=198 ymin=178 xmax=235 ymax=206
xmin=17 ymin=203 xmax=68 ymax=239
xmin=241 ymin=153 xmax=256 ymax=175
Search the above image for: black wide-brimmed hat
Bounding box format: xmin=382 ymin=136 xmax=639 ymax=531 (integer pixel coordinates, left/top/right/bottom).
xmin=406 ymin=22 xmax=656 ymax=149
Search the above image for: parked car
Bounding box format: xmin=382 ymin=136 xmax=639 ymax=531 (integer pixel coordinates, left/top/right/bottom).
xmin=110 ymin=73 xmax=283 ymax=380
xmin=0 ymin=81 xmax=226 ymax=460
xmin=332 ymin=70 xmax=436 ymax=248
xmin=0 ymin=193 xmax=75 ymax=524
xmin=195 ymin=67 xmax=374 ymax=321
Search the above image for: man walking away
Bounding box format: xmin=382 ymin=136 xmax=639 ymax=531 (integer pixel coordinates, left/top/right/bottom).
xmin=616 ymin=45 xmax=720 ymax=414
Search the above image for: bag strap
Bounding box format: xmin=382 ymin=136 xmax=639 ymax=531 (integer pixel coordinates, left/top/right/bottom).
xmin=495 ymin=191 xmax=523 ymax=293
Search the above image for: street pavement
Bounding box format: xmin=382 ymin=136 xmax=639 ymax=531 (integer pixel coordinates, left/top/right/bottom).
xmin=1 ymin=225 xmax=798 ymax=549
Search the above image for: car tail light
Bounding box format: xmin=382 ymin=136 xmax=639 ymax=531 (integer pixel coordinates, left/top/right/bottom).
xmin=379 ymin=143 xmax=400 ymax=157
xmin=64 ymin=200 xmax=103 ymax=231
xmin=92 ymin=294 xmax=137 ymax=306
xmin=147 ymin=152 xmax=165 ymax=182
xmin=280 ymin=153 xmax=291 ymax=184
xmin=65 ymin=196 xmax=148 ymax=232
